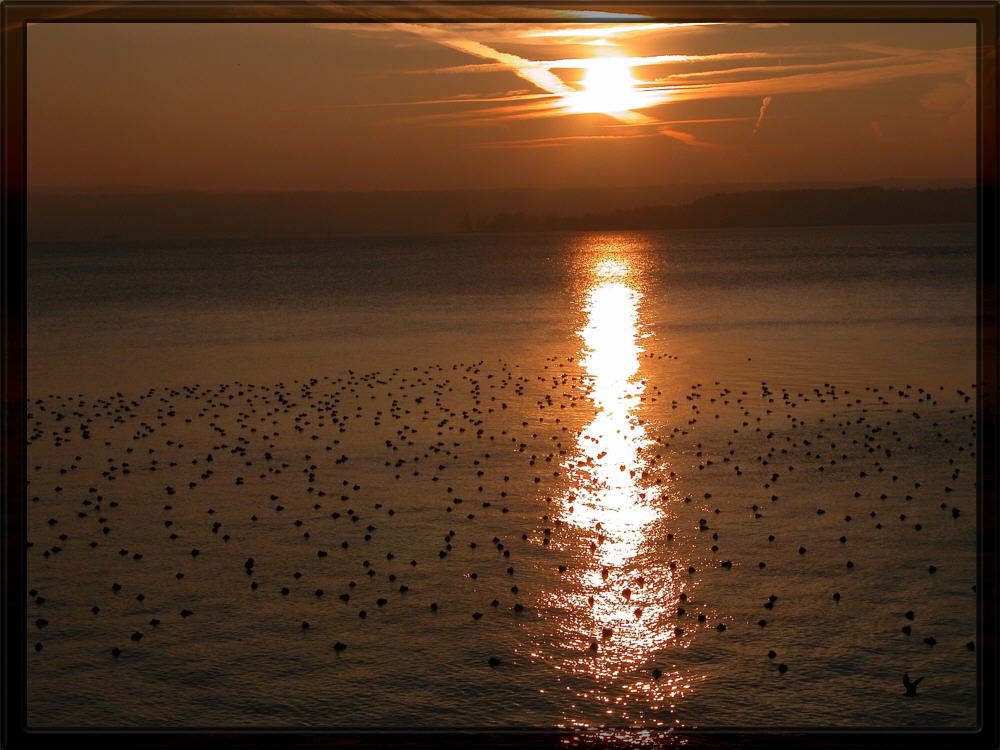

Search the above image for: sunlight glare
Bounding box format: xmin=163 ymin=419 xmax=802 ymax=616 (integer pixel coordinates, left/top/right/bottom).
xmin=525 ymin=239 xmax=703 ymax=727
xmin=565 ymin=58 xmax=646 ymax=115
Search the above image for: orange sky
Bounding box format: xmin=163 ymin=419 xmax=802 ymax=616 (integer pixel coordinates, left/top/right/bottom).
xmin=28 ymin=18 xmax=976 ymax=192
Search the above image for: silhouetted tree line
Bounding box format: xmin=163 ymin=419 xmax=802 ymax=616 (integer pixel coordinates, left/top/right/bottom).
xmin=467 ymin=187 xmax=976 ymax=233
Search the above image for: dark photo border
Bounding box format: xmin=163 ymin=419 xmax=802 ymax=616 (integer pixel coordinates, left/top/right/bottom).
xmin=2 ymin=2 xmax=997 ymax=748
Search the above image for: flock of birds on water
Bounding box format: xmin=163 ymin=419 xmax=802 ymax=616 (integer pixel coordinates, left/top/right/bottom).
xmin=26 ymin=352 xmax=978 ymax=722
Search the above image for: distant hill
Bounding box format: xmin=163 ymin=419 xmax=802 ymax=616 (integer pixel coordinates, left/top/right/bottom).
xmin=470 ymin=187 xmax=976 ymax=233
xmin=27 ymin=185 xmax=707 ymax=243
xmin=27 ymin=183 xmax=975 ymax=243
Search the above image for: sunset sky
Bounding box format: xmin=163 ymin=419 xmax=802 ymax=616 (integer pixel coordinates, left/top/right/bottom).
xmin=28 ymin=17 xmax=976 ymax=192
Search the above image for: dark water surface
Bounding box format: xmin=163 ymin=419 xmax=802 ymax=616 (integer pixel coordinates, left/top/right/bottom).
xmin=26 ymin=225 xmax=979 ymax=729
xmin=29 ymin=225 xmax=975 ymax=394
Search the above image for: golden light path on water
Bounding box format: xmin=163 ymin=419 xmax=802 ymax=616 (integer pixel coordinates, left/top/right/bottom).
xmin=534 ymin=240 xmax=705 ymax=735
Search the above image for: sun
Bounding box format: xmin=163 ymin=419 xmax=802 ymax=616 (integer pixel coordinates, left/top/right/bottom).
xmin=564 ymin=58 xmax=645 ymax=115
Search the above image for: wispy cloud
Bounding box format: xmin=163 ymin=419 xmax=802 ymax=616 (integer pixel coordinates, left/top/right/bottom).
xmin=473 ymin=132 xmax=656 ymax=149
xmin=319 ymin=90 xmax=553 ymax=110
xmin=316 ymin=21 xmax=974 ymax=152
xmin=752 ymin=95 xmax=772 ymax=135
xmin=545 ymin=51 xmax=773 ymax=70
xmin=517 ymin=22 xmax=722 ymax=41
xmin=657 ymin=127 xmax=724 ymax=149
xmin=396 ymin=24 xmax=574 ymax=95
xmin=661 ymin=52 xmax=973 ymax=102
xmin=387 ymin=23 xmax=688 ymax=125
xmin=415 ymin=50 xmax=775 ymax=76
xmin=473 ymin=116 xmax=751 ymax=149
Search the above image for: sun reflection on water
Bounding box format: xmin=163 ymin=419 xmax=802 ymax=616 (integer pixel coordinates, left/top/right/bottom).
xmin=535 ymin=239 xmax=704 ymax=730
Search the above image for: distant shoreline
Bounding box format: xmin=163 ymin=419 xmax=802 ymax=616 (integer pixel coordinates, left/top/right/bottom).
xmin=28 ymin=185 xmax=976 ymax=243
xmin=466 ymin=187 xmax=975 ymax=234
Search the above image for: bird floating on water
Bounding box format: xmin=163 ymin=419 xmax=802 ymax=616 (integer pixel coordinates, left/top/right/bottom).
xmin=903 ymin=672 xmax=924 ymax=696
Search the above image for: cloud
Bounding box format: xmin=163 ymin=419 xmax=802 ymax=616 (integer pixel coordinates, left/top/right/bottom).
xmin=662 ymin=51 xmax=973 ymax=103
xmin=921 ymin=80 xmax=971 ymax=113
xmin=516 ymin=22 xmax=722 ymax=41
xmin=657 ymin=127 xmax=722 ymax=149
xmin=752 ymin=96 xmax=772 ymax=135
xmin=473 ymin=132 xmax=656 ymax=149
xmin=545 ymin=51 xmax=773 ymax=71
xmin=318 ymin=90 xmax=555 ymax=111
xmin=418 ymin=50 xmax=776 ymax=76
xmin=379 ymin=23 xmax=690 ymax=125
xmin=652 ymin=50 xmax=935 ymax=83
xmin=314 ymin=21 xmax=975 ymax=152
xmin=921 ymin=69 xmax=975 ymax=136
xmin=398 ymin=97 xmax=563 ymax=126
xmin=396 ymin=24 xmax=574 ymax=95
xmin=473 ymin=116 xmax=751 ymax=148
xmin=349 ymin=24 xmax=786 ymax=146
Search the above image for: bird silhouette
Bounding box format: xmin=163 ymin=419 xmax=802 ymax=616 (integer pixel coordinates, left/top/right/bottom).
xmin=903 ymin=672 xmax=924 ymax=696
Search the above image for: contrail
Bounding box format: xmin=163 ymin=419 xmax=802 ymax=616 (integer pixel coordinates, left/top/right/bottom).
xmin=392 ymin=24 xmax=573 ymax=96
xmin=752 ymin=95 xmax=772 ymax=135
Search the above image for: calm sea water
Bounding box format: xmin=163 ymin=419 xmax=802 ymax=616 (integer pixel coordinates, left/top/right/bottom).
xmin=25 ymin=225 xmax=979 ymax=731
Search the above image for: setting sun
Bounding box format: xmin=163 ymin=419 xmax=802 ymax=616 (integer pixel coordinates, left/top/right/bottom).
xmin=565 ymin=57 xmax=645 ymax=115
